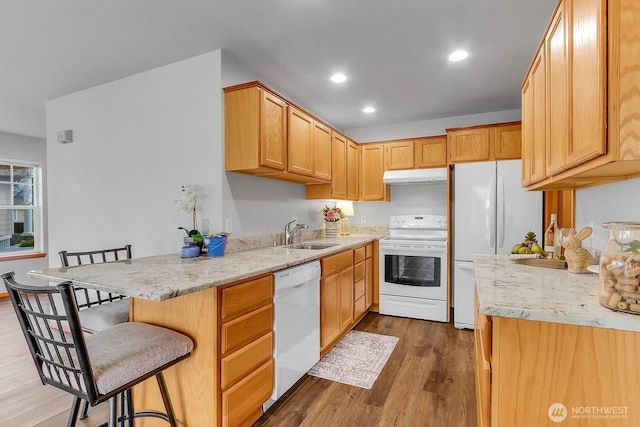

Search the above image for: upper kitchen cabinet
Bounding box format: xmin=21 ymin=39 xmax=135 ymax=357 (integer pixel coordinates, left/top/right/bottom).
xmin=522 ymin=0 xmax=640 ymax=190
xmin=307 ymin=131 xmax=347 ymax=199
xmin=522 ymin=46 xmax=547 ymax=186
xmin=224 ymin=81 xmax=330 ymax=184
xmin=360 ymin=143 xmax=389 ymax=201
xmin=415 ymin=136 xmax=447 ymax=168
xmin=347 ymin=139 xmax=359 ymax=200
xmin=312 ymin=121 xmax=332 ymax=181
xmin=385 ymin=140 xmax=415 ymax=170
xmin=447 ymin=122 xmax=521 ymax=164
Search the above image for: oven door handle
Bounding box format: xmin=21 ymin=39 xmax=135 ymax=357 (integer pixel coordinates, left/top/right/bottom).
xmin=381 ymin=246 xmax=446 ymax=255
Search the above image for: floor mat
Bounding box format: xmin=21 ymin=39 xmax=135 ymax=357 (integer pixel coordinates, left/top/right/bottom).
xmin=308 ymin=330 xmax=399 ymax=389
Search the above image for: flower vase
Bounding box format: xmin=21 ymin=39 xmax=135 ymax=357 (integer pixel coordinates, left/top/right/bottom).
xmin=325 ymin=222 xmax=339 ymax=238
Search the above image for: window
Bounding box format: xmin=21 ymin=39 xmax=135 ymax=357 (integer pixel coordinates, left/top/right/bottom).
xmin=0 ymin=159 xmax=42 ymax=256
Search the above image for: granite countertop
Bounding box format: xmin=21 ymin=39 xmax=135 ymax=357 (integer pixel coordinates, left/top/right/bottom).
xmin=28 ymin=234 xmax=384 ymax=302
xmin=474 ymin=254 xmax=640 ymax=332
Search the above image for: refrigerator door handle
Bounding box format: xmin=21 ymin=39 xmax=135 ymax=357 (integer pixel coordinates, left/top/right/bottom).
xmin=488 ymin=174 xmax=496 ymax=250
xmin=497 ymin=174 xmax=505 ymax=249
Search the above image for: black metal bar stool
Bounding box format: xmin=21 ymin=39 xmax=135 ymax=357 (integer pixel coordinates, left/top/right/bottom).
xmin=2 ymin=271 xmax=193 ymax=427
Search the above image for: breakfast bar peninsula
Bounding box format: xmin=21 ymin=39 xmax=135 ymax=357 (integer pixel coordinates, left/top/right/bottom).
xmin=28 ymin=235 xmax=380 ymax=427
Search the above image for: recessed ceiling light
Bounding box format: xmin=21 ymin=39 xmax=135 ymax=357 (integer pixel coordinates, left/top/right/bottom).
xmin=330 ymin=73 xmax=347 ymax=83
xmin=448 ymin=50 xmax=469 ymax=62
xmin=362 ymin=106 xmax=376 ymax=114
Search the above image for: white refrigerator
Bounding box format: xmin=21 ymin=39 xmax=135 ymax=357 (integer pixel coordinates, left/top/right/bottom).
xmin=453 ymin=160 xmax=542 ymax=329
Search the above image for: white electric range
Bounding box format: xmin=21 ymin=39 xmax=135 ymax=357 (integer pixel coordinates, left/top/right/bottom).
xmin=379 ymin=214 xmax=449 ymax=322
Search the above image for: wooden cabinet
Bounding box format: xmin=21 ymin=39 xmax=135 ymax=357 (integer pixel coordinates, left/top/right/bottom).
xmin=225 ymin=84 xmax=287 ymax=173
xmin=359 ymin=143 xmax=389 ymax=201
xmin=415 ymin=136 xmax=447 ymax=168
xmin=287 ymin=106 xmax=314 ymax=177
xmin=385 ymin=141 xmax=415 ymax=170
xmin=522 ymin=0 xmax=640 ymax=190
xmin=313 ymin=121 xmax=332 ymax=181
xmin=320 ymin=249 xmax=353 ymax=353
xmin=353 ymin=243 xmax=373 ymax=321
xmin=219 ymin=275 xmax=274 ymax=427
xmin=131 ymin=273 xmax=274 ymax=427
xmin=475 ymin=290 xmax=640 ymax=427
xmin=225 ymin=81 xmax=331 ymax=185
xmin=306 ymin=132 xmax=361 ymax=201
xmin=347 ymin=139 xmax=359 ymax=201
xmin=448 ymin=122 xmax=522 ymax=164
xmin=522 ymin=46 xmax=547 ymax=186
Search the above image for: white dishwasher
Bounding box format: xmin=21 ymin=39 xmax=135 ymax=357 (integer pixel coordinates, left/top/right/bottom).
xmin=264 ymin=260 xmax=321 ymax=411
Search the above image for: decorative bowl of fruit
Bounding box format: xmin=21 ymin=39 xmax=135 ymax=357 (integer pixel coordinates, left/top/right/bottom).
xmin=509 ymin=231 xmax=546 ymax=257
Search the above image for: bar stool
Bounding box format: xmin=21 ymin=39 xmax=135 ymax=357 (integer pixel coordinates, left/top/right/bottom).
xmin=2 ymin=271 xmax=193 ymax=427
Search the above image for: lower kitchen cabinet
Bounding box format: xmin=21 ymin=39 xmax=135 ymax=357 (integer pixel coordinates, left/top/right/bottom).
xmin=475 ymin=292 xmax=640 ymax=427
xmin=320 ymin=245 xmax=374 ymax=354
xmin=131 ymin=273 xmax=274 ymax=427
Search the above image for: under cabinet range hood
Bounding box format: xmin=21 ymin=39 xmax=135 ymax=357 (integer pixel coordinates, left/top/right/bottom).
xmin=383 ymin=168 xmax=448 ymax=185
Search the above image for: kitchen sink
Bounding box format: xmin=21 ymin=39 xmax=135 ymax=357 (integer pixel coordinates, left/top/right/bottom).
xmin=289 ymin=243 xmax=339 ymax=250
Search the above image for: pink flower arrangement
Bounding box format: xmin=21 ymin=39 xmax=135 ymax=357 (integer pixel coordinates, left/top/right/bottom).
xmin=322 ymin=205 xmax=345 ymax=223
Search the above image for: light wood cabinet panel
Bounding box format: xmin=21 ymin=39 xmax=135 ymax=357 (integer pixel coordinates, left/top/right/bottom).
xmin=220 ymin=275 xmax=273 ymax=321
xmin=354 ymin=246 xmax=365 ymax=264
xmin=448 ymin=127 xmax=491 ymax=163
xmin=220 ymin=332 xmax=273 ymax=389
xmin=359 ymin=143 xmax=389 ymax=202
xmin=522 ymin=46 xmax=547 ymax=185
xmin=320 ymin=270 xmax=342 ymax=351
xmin=492 ymin=124 xmax=522 ymax=160
xmin=340 ymin=266 xmax=354 ymax=331
xmin=312 ymin=121 xmax=332 ymax=181
xmin=221 ymin=359 xmax=273 ymax=427
xmin=287 ymin=106 xmax=314 ymax=176
xmin=260 ymin=91 xmax=288 ymax=171
xmin=220 ymin=304 xmax=273 ymax=355
xmin=331 ymin=132 xmax=348 ymax=199
xmin=354 ymin=295 xmax=366 ymax=320
xmin=415 ymin=136 xmax=447 ymax=168
xmin=546 ymin=1 xmax=570 ymax=175
xmin=320 ymin=250 xmax=352 ymax=276
xmin=365 ymin=256 xmax=373 ymax=311
xmin=474 ymin=295 xmax=491 ymax=427
xmin=347 ymin=140 xmax=359 ymax=200
xmin=385 ymin=141 xmax=415 ymax=170
xmin=354 ymin=260 xmax=365 ymax=283
xmin=568 ymin=0 xmax=606 ymax=166
xmin=354 ymin=278 xmax=365 ymax=300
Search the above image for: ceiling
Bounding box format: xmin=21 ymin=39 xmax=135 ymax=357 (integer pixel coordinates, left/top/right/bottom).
xmin=0 ymin=0 xmax=558 ymax=139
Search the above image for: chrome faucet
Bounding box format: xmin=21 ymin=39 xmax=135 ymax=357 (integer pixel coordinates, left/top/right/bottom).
xmin=284 ymin=219 xmax=309 ymax=245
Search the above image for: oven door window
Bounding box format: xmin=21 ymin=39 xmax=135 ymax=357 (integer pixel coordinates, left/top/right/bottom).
xmin=385 ymin=254 xmax=441 ymax=287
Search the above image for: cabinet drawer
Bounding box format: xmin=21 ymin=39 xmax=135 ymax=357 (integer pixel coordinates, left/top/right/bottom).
xmin=354 ymin=295 xmax=367 ymax=319
xmin=354 ymin=261 xmax=365 ymax=282
xmin=365 ymin=243 xmax=373 ymax=259
xmin=321 ymin=250 xmax=353 ymax=276
xmin=221 ymin=332 xmax=273 ymax=389
xmin=222 ymin=359 xmax=273 ymax=427
xmin=354 ymin=246 xmax=366 ymax=263
xmin=221 ymin=304 xmax=273 ymax=355
xmin=220 ymin=275 xmax=273 ymax=321
xmin=354 ymin=278 xmax=365 ymax=300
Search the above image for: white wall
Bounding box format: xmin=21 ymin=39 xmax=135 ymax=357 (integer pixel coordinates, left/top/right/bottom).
xmin=575 ymin=177 xmax=640 ymax=253
xmin=46 ymin=51 xmax=223 ymax=265
xmin=345 ymin=109 xmax=522 ymax=142
xmin=0 ymin=131 xmax=48 ymax=288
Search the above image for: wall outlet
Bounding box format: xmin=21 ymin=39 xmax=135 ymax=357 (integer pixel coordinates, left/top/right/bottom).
xmin=361 ymin=215 xmax=367 ymax=224
xmin=201 ymin=218 xmax=210 ymax=235
xmin=225 ymin=218 xmax=233 ymax=233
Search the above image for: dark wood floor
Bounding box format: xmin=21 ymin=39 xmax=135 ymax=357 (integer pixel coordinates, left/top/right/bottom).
xmin=254 ymin=312 xmax=477 ymax=427
xmin=0 ymin=296 xmax=476 ymax=427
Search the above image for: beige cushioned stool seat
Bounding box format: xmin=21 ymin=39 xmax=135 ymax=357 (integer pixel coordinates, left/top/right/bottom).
xmin=86 ymin=322 xmax=193 ymax=395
